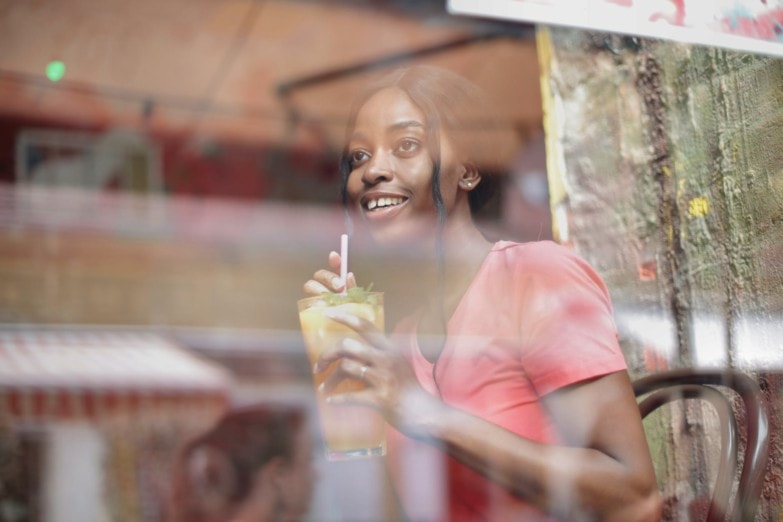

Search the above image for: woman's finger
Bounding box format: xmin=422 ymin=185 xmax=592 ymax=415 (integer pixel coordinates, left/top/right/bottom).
xmin=314 ymin=338 xmax=380 ymax=374
xmin=318 ymin=357 xmax=378 ymax=407
xmin=303 ymin=279 xmax=330 ymax=296
xmin=328 ymin=251 xmax=341 ymax=272
xmin=327 ymin=252 xmax=357 ymax=290
xmin=313 ymin=268 xmax=344 ymax=292
xmin=327 ymin=251 xmax=345 ymax=289
xmin=317 ymin=357 xmax=364 ymax=393
xmin=323 ymin=310 xmax=390 ymax=350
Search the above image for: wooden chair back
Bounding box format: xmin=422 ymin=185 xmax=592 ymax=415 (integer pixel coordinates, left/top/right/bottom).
xmin=633 ymin=369 xmax=770 ymax=522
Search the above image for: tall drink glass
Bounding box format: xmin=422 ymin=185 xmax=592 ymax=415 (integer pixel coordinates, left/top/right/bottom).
xmin=297 ymin=292 xmax=386 ymax=460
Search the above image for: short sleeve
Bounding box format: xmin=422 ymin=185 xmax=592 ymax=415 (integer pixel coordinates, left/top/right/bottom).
xmin=515 ymin=242 xmax=627 ymax=396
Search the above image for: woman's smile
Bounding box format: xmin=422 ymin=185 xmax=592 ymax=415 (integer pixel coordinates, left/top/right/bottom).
xmin=364 ymin=195 xmax=407 ymax=212
xmin=360 ymin=191 xmax=410 ymax=220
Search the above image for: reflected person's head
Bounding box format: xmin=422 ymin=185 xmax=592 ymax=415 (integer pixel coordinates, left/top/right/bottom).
xmin=168 ymin=405 xmax=315 ymax=522
xmin=340 ymin=65 xmax=498 ymax=246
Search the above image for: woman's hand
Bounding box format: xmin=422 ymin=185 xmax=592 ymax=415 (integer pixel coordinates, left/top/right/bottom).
xmin=303 ymin=251 xmax=356 ymax=296
xmin=313 ymin=310 xmax=442 ymax=438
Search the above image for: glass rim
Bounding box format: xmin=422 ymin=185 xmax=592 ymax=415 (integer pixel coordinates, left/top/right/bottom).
xmin=297 ymin=291 xmax=384 ymax=309
xmin=298 ymin=291 xmax=384 ymax=301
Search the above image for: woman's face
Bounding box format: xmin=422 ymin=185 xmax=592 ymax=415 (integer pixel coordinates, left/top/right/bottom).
xmin=345 ymin=87 xmax=463 ymax=245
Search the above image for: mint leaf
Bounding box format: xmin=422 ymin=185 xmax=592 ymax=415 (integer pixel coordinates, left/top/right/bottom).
xmin=320 ymin=283 xmax=379 ymax=305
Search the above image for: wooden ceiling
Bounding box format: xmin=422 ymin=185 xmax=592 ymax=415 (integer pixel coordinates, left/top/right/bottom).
xmin=0 ymin=0 xmax=542 ymax=168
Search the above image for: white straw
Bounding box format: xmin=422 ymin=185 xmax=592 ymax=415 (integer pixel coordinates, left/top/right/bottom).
xmin=340 ymin=233 xmax=348 ymax=295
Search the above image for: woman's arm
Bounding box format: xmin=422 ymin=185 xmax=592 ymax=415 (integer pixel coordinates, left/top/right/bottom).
xmin=420 ymin=371 xmax=662 ymax=522
xmin=305 ymin=252 xmax=661 ymax=521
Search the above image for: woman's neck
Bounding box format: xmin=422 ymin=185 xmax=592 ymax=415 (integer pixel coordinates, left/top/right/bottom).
xmin=417 ymin=218 xmax=493 ymax=339
xmin=441 ymin=217 xmax=493 ymax=265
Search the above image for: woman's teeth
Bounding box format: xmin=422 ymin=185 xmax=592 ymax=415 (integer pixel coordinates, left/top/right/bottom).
xmin=366 ymin=197 xmax=404 ymax=211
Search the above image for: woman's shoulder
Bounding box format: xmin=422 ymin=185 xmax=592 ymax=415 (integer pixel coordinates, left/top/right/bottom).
xmin=489 ymin=240 xmax=607 ymax=289
xmin=490 ymin=240 xmax=583 ymax=269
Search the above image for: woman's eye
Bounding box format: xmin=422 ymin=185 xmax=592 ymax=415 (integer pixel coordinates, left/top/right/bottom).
xmin=396 ymin=139 xmax=420 ymax=155
xmin=349 ymin=150 xmax=369 ymax=167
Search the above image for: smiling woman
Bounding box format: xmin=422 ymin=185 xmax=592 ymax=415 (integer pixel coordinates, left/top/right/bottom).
xmin=303 ymin=65 xmax=662 ymax=522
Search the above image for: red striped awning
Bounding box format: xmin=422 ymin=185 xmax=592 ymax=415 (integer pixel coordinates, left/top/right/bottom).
xmin=0 ymin=330 xmax=231 ymax=419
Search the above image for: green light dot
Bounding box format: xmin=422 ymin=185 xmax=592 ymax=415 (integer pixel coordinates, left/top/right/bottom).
xmin=46 ymin=60 xmax=66 ymax=82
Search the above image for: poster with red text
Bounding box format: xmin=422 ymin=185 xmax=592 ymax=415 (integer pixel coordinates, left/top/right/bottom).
xmin=448 ymin=0 xmax=783 ymax=57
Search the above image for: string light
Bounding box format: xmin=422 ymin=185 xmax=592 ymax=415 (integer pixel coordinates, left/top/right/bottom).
xmin=45 ymin=60 xmax=66 ymax=82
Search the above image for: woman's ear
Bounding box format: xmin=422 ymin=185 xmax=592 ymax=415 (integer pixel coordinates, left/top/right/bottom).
xmin=187 ymin=446 xmax=237 ymax=513
xmin=458 ymin=162 xmax=481 ymax=191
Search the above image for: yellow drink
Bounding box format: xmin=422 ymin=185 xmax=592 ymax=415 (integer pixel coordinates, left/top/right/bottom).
xmin=297 ymin=293 xmax=386 ymax=460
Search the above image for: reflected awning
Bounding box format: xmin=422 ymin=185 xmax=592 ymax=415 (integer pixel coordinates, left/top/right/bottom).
xmin=0 ymin=330 xmax=231 ymax=420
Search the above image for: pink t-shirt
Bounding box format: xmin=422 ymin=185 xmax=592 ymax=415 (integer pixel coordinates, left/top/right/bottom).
xmin=386 ymin=241 xmax=628 ymax=521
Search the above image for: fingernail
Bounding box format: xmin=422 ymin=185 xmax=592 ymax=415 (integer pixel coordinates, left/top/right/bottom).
xmin=332 ymin=277 xmax=344 ymax=289
xmin=343 ymin=338 xmax=361 ymax=350
xmin=317 ymin=382 xmax=325 ymax=393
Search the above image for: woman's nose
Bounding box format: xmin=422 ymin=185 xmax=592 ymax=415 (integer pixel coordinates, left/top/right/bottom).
xmin=362 ymin=150 xmax=392 ymax=185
